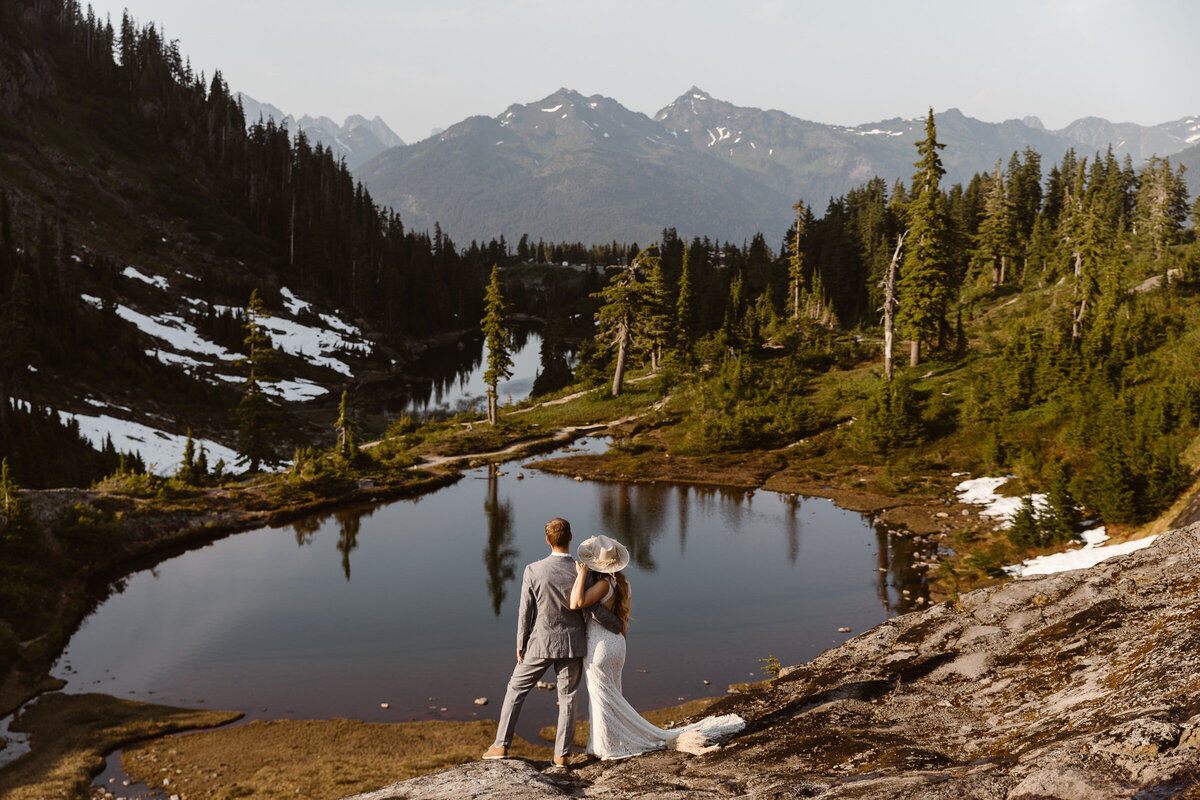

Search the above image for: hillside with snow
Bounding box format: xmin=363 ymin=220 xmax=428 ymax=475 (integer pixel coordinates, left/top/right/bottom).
xmin=60 ymin=265 xmax=376 ymax=475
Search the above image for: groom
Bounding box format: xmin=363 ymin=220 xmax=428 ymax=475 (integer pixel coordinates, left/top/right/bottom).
xmin=483 ymin=517 xmax=585 ymax=767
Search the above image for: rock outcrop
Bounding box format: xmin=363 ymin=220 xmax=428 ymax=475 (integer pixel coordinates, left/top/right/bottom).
xmin=346 ymin=523 xmax=1200 ymax=799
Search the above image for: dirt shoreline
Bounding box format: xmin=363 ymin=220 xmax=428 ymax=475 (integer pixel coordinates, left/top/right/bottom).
xmin=529 ymin=448 xmax=1001 ymax=545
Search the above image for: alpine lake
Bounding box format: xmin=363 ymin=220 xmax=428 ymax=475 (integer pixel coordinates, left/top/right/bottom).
xmin=44 ymin=328 xmax=937 ymax=780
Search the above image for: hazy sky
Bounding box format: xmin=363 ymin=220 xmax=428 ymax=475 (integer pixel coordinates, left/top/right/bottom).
xmin=89 ymin=0 xmax=1199 ymax=144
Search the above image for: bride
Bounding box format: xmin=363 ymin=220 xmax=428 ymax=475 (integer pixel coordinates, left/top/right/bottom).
xmin=569 ymin=535 xmax=745 ymax=760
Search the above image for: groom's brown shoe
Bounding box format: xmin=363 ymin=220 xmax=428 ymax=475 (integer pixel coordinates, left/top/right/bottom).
xmin=482 ymin=745 xmax=508 ymax=760
xmin=552 ymin=753 xmax=576 ymax=768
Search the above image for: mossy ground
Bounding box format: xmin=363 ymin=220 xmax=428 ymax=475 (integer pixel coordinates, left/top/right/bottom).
xmin=118 ymin=718 xmax=550 ymax=800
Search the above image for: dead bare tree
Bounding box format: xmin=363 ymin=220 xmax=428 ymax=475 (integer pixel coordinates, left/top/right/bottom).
xmin=880 ymin=231 xmax=906 ymax=381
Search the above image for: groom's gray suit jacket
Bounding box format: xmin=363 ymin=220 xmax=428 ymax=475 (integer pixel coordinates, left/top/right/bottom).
xmin=518 ymin=554 xmax=586 ymax=660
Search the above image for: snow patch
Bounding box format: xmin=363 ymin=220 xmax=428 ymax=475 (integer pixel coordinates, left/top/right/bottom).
xmin=214 ymin=305 xmax=369 ymax=377
xmin=122 ymin=266 xmax=169 ymax=290
xmin=1005 ymin=527 xmax=1158 ymax=577
xmin=280 ymin=287 xmax=311 ymax=316
xmin=149 ymin=349 xmax=208 ymax=370
xmin=956 ymin=475 xmax=1158 ymax=578
xmin=84 ymin=289 xmax=366 ymax=388
xmin=57 ymin=410 xmax=240 ymax=475
xmin=214 ymin=373 xmax=328 ymax=401
xmin=955 ymin=475 xmax=1045 ymax=526
xmin=110 ymin=303 xmax=239 ymax=361
xmin=542 ymin=104 xmax=563 ymax=113
xmin=318 ymin=312 xmax=357 ymax=336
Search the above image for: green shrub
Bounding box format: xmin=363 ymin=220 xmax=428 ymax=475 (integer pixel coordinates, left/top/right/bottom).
xmin=855 ymin=375 xmax=926 ymax=456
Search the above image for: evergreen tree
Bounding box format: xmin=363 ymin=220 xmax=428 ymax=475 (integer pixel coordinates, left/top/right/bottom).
xmin=1006 ymin=147 xmax=1044 ymax=273
xmin=674 ymin=246 xmax=694 ymax=358
xmin=1040 ymin=460 xmax=1080 ymax=542
xmin=195 ymin=443 xmax=209 ymax=483
xmin=1135 ymin=156 xmax=1189 ymax=262
xmin=857 ymin=375 xmax=925 ymax=455
xmin=0 ymin=264 xmax=35 ymax=425
xmin=0 ymin=457 xmax=31 ymax=543
xmin=481 ymin=264 xmax=513 ymax=425
xmin=642 ymin=256 xmax=674 ymax=371
xmin=235 ymin=290 xmax=283 ymax=472
xmin=594 ymin=247 xmax=656 ymax=397
xmin=176 ymin=428 xmax=196 ymax=484
xmin=897 ymin=109 xmax=954 ymax=365
xmin=335 ymin=390 xmax=355 ymax=456
xmin=789 ymin=199 xmax=808 ymax=319
xmin=973 ymin=161 xmax=1018 ymax=288
xmin=1005 ymin=497 xmax=1040 ymax=548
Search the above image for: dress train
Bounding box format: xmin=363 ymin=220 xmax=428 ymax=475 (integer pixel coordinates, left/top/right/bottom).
xmin=584 ymin=619 xmax=745 ymax=760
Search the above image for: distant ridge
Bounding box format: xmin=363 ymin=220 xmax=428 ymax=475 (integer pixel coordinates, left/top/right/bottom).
xmin=236 ymin=92 xmax=405 ymax=170
xmin=355 ymin=88 xmax=1199 ymax=245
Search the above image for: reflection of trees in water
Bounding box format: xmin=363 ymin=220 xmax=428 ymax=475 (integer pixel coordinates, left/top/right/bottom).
xmin=292 ymin=515 xmax=322 ymax=546
xmin=780 ymin=494 xmax=802 ymax=564
xmin=430 ymin=335 xmax=483 ymax=410
xmin=873 ymin=521 xmax=938 ymax=614
xmin=483 ymin=466 xmax=518 ymax=616
xmin=409 ymin=325 xmax=545 ymax=413
xmin=288 ymin=506 xmax=376 ymax=580
xmin=532 ymin=312 xmax=574 ymax=397
xmin=676 ymin=487 xmax=690 ymax=555
xmin=687 ymin=485 xmax=760 ymax=558
xmin=667 ymin=485 xmax=808 ymax=564
xmin=335 ymin=511 xmax=362 ymax=581
xmin=596 ymin=483 xmax=670 ymax=571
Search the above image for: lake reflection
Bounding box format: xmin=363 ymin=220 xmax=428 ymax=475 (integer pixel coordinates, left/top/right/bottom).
xmin=393 ymin=326 xmax=574 ymax=416
xmin=53 ymin=453 xmax=935 ymax=744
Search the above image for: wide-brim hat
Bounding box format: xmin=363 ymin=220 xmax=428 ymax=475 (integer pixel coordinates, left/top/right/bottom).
xmin=577 ymin=535 xmax=630 ymax=574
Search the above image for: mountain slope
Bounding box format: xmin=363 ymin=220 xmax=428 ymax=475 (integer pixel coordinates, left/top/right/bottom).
xmin=0 ymin=0 xmax=483 ymax=486
xmin=359 ymin=87 xmax=1198 ymax=244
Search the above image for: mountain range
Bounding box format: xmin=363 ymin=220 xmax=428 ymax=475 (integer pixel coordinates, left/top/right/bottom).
xmin=353 ymin=87 xmax=1200 ymax=246
xmin=236 ymin=92 xmax=405 ymax=170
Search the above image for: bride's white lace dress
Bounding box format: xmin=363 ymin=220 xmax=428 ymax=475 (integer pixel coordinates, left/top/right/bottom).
xmin=584 ymin=616 xmax=745 ymax=759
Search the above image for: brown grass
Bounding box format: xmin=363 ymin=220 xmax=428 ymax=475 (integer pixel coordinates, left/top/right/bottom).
xmin=120 ymin=718 xmax=550 ymax=800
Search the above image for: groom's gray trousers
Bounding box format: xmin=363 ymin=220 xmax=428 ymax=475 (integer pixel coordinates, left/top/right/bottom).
xmin=493 ymin=656 xmax=583 ymax=757
xmin=493 ymin=553 xmax=587 ymax=758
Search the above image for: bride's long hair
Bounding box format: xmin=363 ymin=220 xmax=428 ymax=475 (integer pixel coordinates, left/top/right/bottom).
xmin=613 ymin=573 xmax=631 ymax=634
